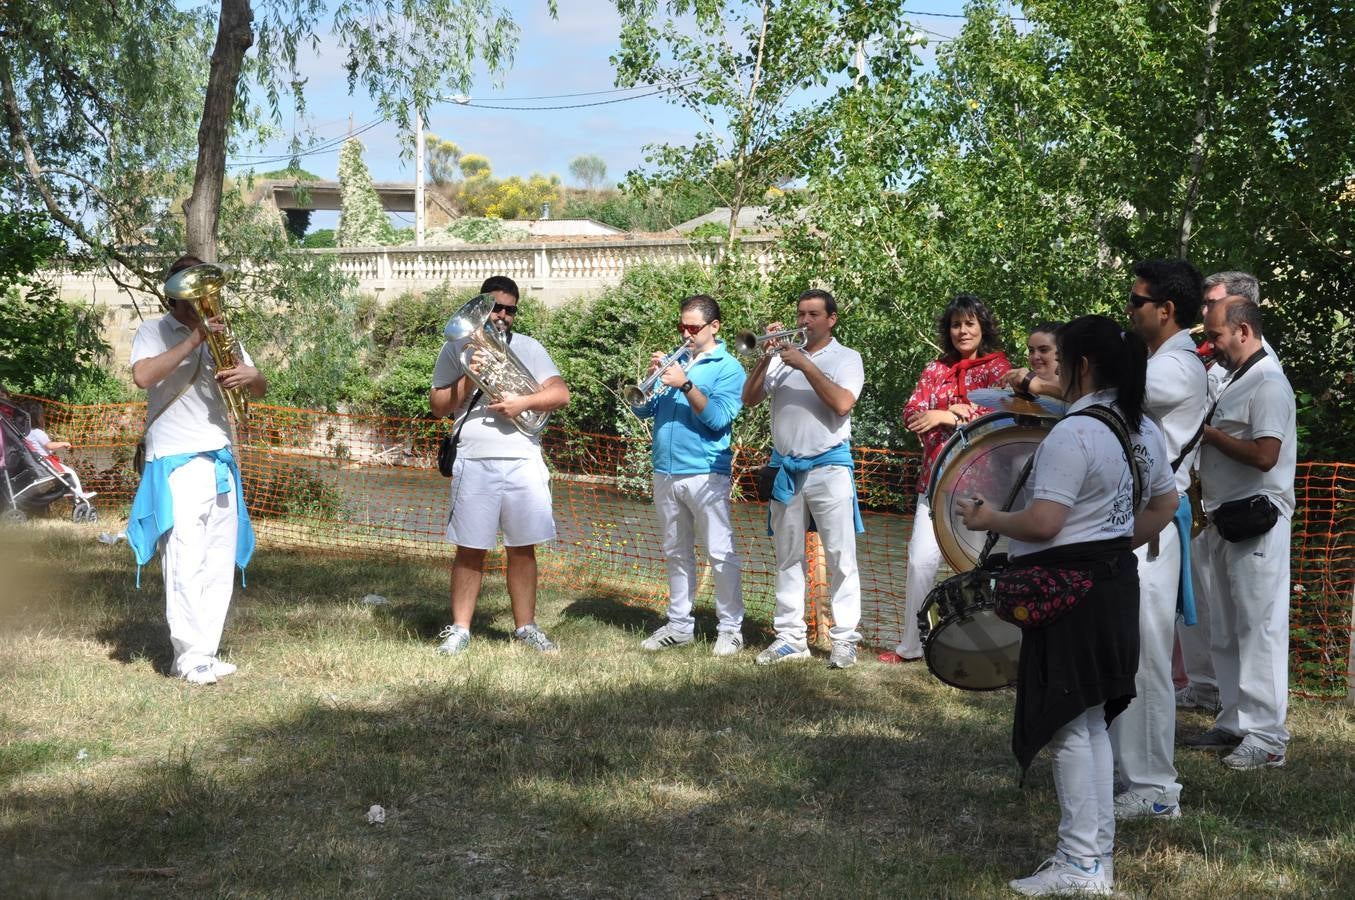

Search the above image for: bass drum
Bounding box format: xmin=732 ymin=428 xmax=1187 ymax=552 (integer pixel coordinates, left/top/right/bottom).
xmin=925 ymin=411 xmax=1054 ymax=573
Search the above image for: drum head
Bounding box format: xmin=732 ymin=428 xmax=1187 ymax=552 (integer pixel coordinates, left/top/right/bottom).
xmin=927 ymin=413 xmax=1052 ymax=572
xmin=925 ymin=608 xmax=1022 ymax=691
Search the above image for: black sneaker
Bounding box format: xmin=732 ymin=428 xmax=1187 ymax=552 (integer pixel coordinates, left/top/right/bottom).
xmin=1183 ymin=727 xmax=1242 ymax=750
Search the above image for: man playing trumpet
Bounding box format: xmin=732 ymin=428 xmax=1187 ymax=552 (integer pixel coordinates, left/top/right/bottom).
xmin=741 ymin=289 xmax=865 ymax=668
xmin=430 ymin=276 xmax=570 ymax=656
xmin=629 ymin=294 xmax=747 ymax=655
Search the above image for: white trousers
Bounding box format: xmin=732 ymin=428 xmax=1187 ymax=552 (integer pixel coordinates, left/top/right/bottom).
xmin=1110 ymin=520 xmax=1182 ymax=803
xmin=1177 ymin=526 xmax=1219 ymax=700
xmin=161 ymin=456 xmax=238 ymax=675
xmin=895 ymin=493 xmax=942 ymax=658
xmin=768 ymin=465 xmax=861 ymax=645
xmin=653 ymin=472 xmax=744 ymax=633
xmin=1206 ymin=518 xmax=1292 ymax=752
xmin=1050 ymin=705 xmax=1114 ymax=866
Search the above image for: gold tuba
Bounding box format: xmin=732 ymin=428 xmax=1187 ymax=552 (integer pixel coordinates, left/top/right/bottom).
xmin=443 ymin=294 xmax=551 ymax=436
xmin=163 ymin=262 xmax=248 ymax=424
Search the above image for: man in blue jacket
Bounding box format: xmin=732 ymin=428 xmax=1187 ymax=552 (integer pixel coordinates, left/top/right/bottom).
xmin=630 ymin=294 xmax=747 ymax=656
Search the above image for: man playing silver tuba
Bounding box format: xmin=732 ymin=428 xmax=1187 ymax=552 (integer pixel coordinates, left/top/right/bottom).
xmin=429 ymin=276 xmax=571 ymax=656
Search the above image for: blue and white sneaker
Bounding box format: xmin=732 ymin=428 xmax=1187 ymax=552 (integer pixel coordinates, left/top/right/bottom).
xmin=755 ymin=638 xmax=811 ymax=666
xmin=1113 ymin=789 xmax=1182 ymax=820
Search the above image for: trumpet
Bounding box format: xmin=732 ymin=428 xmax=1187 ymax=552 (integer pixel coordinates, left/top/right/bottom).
xmin=733 ymin=326 xmax=809 ymax=357
xmin=163 ymin=262 xmax=248 ymax=424
xmin=624 ymin=344 xmax=693 ymax=406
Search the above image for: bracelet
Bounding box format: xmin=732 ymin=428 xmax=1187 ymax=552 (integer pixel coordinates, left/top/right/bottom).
xmin=1019 ymin=371 xmax=1037 ymax=396
xmin=679 ymin=380 xmax=695 ymax=394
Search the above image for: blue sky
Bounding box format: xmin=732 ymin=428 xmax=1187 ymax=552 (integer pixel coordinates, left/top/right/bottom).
xmin=227 ymin=1 xmax=980 ymax=225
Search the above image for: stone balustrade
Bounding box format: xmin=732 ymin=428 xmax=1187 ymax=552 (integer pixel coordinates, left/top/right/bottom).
xmin=48 ymin=235 xmax=781 ymax=365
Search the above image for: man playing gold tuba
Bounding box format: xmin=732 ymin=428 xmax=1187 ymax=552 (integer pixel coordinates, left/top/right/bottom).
xmin=125 ymin=254 xmax=267 ymax=686
xmin=429 ymin=276 xmax=571 ymax=656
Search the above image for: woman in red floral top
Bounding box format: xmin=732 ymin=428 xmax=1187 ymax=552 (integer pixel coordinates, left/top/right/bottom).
xmin=880 ymin=294 xmax=1012 ymax=663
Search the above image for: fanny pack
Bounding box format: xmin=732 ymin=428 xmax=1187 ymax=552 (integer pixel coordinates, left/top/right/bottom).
xmin=1211 ymin=494 xmax=1279 ymax=542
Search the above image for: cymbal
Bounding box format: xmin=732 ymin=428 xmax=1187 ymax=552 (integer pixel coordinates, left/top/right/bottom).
xmin=967 ymin=388 xmax=1067 ymax=419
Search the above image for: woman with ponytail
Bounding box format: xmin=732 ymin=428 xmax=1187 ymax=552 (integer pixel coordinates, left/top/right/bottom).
xmin=957 ymin=315 xmax=1178 ymax=896
xmin=883 ymin=293 xmax=1011 ymax=663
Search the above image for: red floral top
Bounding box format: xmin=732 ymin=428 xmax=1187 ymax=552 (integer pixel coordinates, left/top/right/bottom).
xmin=904 ymin=351 xmax=1012 ymax=493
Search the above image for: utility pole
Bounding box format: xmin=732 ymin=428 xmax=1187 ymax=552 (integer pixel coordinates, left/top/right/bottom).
xmin=415 ymin=109 xmax=426 ymax=247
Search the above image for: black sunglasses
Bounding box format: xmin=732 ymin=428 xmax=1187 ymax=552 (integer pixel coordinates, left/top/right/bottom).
xmin=1128 ymin=291 xmax=1160 ymax=308
xmin=491 ymin=302 xmax=518 ymax=314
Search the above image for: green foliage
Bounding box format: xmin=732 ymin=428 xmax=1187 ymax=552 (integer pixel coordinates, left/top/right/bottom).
xmin=559 ymin=183 xmax=723 ymax=232
xmin=359 ymin=343 xmax=445 ymax=421
xmin=0 ymin=211 xmax=115 ymax=402
xmin=336 ymin=138 xmax=393 ymax=247
xmin=458 ymin=154 xmax=492 ymax=178
xmin=569 ymin=155 xmax=608 ymax=191
xmin=302 ymin=229 xmax=337 ymax=249
xmin=425 ymin=135 xmax=463 ymax=186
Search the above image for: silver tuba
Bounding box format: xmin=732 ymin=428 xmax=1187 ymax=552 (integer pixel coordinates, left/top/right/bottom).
xmin=443 ymin=294 xmax=551 ymax=437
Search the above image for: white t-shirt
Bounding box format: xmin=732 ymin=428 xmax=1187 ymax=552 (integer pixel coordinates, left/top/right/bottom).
xmin=1146 ymin=329 xmax=1210 ymax=494
xmin=1010 ymin=391 xmax=1175 ymax=557
xmin=130 ymin=314 xmax=253 ymax=461
xmin=764 ymin=338 xmax=865 ymax=457
xmin=432 ymin=330 xmax=561 ymax=459
xmin=1200 ymin=353 xmax=1296 ymax=518
xmin=24 ymin=427 xmax=52 ymax=454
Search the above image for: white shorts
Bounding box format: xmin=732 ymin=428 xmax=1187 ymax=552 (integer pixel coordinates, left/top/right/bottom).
xmin=446 ymin=455 xmax=556 ymax=550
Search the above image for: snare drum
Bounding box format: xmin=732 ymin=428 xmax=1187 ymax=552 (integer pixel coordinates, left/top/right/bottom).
xmin=925 ymin=411 xmax=1054 ymax=572
xmin=918 ymin=562 xmax=1021 ymax=691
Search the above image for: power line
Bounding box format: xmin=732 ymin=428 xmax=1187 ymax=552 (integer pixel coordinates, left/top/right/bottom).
xmin=902 ymin=7 xmax=1027 ymax=21
xmin=453 ymin=87 xmax=680 ymax=111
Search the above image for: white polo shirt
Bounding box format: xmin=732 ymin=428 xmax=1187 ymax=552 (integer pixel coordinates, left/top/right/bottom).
xmin=1207 ymin=336 xmax=1280 ymax=400
xmin=1010 ymin=391 xmax=1175 ymax=557
xmin=764 ymin=337 xmax=865 ymax=457
xmin=130 ymin=314 xmax=253 ymax=461
xmin=1200 ymin=353 xmax=1296 ymax=518
xmin=1146 ymin=328 xmax=1210 ymax=493
xmin=432 ymin=330 xmax=561 ymax=459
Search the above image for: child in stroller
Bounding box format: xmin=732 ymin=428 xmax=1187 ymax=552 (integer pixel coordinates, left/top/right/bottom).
xmin=0 ymin=398 xmax=98 ymax=523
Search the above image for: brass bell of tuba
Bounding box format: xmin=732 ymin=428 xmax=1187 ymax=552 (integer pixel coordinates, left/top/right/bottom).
xmin=443 ymin=294 xmax=551 ymax=437
xmin=163 ymin=262 xmax=248 ymax=424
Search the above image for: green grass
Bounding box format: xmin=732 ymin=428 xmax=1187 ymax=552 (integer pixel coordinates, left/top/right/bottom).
xmin=2 ymin=521 xmax=1354 ymax=897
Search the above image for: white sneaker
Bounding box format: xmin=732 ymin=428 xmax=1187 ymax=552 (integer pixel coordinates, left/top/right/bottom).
xmin=1114 ymin=789 xmax=1181 ymax=820
xmin=436 ymin=625 xmax=471 ymax=656
xmin=180 ymin=663 xmax=217 ymax=686
xmin=1222 ymin=742 xmax=1286 ymax=770
xmin=712 ymin=631 xmax=743 ymax=657
xmin=1009 ymin=854 xmax=1111 ymax=896
xmin=210 ymin=658 xmax=238 ymax=679
xmin=640 ymin=623 xmax=695 ymax=651
xmin=827 ymin=640 xmax=857 ymax=669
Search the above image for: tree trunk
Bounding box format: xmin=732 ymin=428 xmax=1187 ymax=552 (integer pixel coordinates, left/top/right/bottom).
xmin=184 ymin=0 xmax=255 ymax=262
xmin=1176 ymin=0 xmax=1223 ymax=259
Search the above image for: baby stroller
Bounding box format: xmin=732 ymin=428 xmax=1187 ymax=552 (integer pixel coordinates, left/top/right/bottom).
xmin=0 ymin=398 xmax=98 ymax=524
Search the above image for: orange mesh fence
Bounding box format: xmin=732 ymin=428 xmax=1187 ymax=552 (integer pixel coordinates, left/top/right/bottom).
xmin=16 ymin=395 xmax=1355 ymax=698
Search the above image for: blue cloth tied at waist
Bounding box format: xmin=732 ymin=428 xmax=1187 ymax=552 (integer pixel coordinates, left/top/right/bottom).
xmin=766 ymin=442 xmax=865 ymax=536
xmin=1173 ymin=492 xmax=1196 ymax=626
xmin=126 ymin=448 xmax=255 ymax=587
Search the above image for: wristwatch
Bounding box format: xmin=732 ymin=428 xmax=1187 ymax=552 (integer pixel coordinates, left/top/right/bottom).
xmin=679 ymin=380 xmax=695 ymax=394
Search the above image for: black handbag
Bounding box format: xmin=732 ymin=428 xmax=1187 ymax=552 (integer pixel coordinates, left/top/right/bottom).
xmin=1211 ymin=494 xmax=1279 ymax=542
xmin=438 ymin=389 xmax=482 ymax=478
xmin=755 ymin=464 xmax=779 ymax=502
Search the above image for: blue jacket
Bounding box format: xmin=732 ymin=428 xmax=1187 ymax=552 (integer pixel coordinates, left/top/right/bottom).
xmin=126 ymin=448 xmax=255 ymax=586
xmin=631 ymin=341 xmax=746 ymax=475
